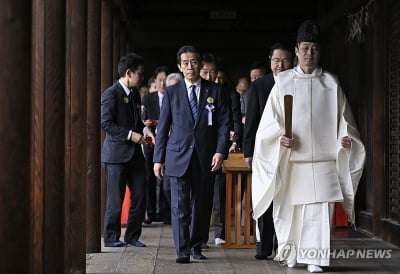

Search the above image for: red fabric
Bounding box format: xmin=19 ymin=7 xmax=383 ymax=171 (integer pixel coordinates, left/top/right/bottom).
xmin=121 ymin=187 xmax=131 ymax=226
xmin=333 ymin=202 xmax=348 ymax=227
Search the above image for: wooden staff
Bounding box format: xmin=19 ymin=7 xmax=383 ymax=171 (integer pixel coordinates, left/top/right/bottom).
xmin=284 ymin=95 xmax=293 ymax=138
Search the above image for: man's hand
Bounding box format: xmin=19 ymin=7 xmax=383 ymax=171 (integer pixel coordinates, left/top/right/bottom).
xmin=229 ymin=142 xmax=239 ymax=153
xmin=143 ymin=127 xmax=156 ymax=145
xmin=341 ymin=136 xmax=351 ymax=148
xmin=244 ymin=157 xmax=252 ymax=169
xmin=131 ymin=132 xmax=147 ymax=144
xmin=154 ymin=163 xmax=164 ymax=180
xmin=211 ymin=153 xmax=224 ymax=172
xmin=230 ymin=131 xmax=237 ymax=142
xmin=280 ymin=136 xmax=296 ymax=148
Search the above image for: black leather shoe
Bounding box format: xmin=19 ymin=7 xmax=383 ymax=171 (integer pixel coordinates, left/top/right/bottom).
xmin=143 ymin=218 xmax=153 ymax=224
xmin=104 ymin=240 xmax=127 ymax=247
xmin=255 ymin=254 xmax=267 ymax=260
xmin=192 ymin=253 xmax=207 ymax=260
xmin=176 ymin=256 xmax=190 ymax=264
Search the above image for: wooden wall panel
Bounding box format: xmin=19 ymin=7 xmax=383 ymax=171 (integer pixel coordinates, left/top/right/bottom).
xmin=86 ymin=0 xmax=102 ymax=253
xmin=65 ymin=0 xmax=87 ymax=272
xmin=31 ymin=0 xmax=66 ymax=273
xmin=0 ymin=1 xmax=31 ymax=274
xmin=100 ymin=0 xmax=114 ymax=234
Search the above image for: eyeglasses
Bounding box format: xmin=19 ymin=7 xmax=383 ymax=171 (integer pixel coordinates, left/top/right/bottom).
xmin=270 ymin=58 xmax=291 ymax=65
xmin=180 ymin=59 xmax=199 ymax=67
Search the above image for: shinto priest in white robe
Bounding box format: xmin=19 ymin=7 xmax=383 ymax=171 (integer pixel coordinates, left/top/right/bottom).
xmin=251 ymin=66 xmax=365 ymax=266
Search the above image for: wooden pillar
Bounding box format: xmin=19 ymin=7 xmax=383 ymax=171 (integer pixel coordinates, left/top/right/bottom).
xmin=86 ymin=0 xmax=102 ymax=253
xmin=31 ymin=0 xmax=66 ymax=273
xmin=101 ymin=0 xmax=114 ymax=234
xmin=113 ymin=11 xmax=120 ymax=80
xmin=65 ymin=0 xmax=87 ymax=272
xmin=371 ymin=0 xmax=386 ymax=238
xmin=0 ymin=2 xmax=31 ymax=274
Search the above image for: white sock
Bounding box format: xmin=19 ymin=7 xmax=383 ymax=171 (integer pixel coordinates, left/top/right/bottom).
xmin=287 ymin=260 xmax=297 ymax=268
xmin=307 ymin=264 xmax=323 ymax=273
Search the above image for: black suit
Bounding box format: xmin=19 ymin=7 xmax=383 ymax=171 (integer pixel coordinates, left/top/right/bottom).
xmin=141 ymin=92 xmax=170 ymax=223
xmin=101 ymin=81 xmax=146 ymax=244
xmin=243 ymin=73 xmax=275 ymax=157
xmin=243 ymin=73 xmax=276 ymax=258
xmin=212 ymin=83 xmax=242 ymax=242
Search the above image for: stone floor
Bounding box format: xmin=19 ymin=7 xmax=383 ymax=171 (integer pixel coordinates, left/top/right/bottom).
xmin=86 ymin=223 xmax=400 ymax=274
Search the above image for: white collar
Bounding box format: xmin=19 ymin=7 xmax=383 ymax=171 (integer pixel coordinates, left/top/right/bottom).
xmin=118 ymin=79 xmax=131 ymax=96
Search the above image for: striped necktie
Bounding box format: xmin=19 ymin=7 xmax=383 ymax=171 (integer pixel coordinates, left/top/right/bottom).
xmin=189 ymin=85 xmax=198 ymax=120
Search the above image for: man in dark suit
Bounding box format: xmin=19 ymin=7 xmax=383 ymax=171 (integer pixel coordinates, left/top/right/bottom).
xmin=153 ymin=45 xmax=230 ymax=264
xmin=242 ymin=42 xmax=293 ymax=260
xmin=141 ymin=65 xmax=170 ymax=224
xmin=101 ymin=53 xmax=154 ymax=248
xmin=200 ymin=53 xmax=243 ymax=247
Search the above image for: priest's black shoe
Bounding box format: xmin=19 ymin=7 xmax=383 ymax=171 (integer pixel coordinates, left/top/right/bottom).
xmin=104 ymin=240 xmax=127 ymax=247
xmin=176 ymin=256 xmax=190 ymax=264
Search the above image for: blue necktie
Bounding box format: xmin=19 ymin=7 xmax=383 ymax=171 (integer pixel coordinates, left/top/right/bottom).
xmin=189 ymin=85 xmax=198 ymax=120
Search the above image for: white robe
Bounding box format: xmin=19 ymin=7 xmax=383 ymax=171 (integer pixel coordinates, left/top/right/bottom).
xmin=251 ymin=66 xmax=366 ymax=266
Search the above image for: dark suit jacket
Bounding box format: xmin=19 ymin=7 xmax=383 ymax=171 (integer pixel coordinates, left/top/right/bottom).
xmin=242 ymin=73 xmax=275 ymax=158
xmin=141 ymin=91 xmax=161 ymax=154
xmin=221 ymin=83 xmax=242 ymax=144
xmin=101 ymin=81 xmax=144 ymax=163
xmin=141 ymin=91 xmax=161 ymax=123
xmin=153 ymin=79 xmax=230 ymax=177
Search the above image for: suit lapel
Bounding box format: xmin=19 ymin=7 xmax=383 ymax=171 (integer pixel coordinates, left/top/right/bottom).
xmin=116 ymin=82 xmax=135 ymax=122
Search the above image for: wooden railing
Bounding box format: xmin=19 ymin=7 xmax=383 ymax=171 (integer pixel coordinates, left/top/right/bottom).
xmin=222 ymin=153 xmax=256 ymax=248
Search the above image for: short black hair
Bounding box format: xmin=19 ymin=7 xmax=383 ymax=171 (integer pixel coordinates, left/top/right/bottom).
xmin=269 ymin=42 xmax=294 ymax=58
xmin=153 ymin=65 xmax=169 ymax=77
xmin=249 ymin=60 xmax=267 ymax=71
xmin=201 ymin=53 xmax=218 ymax=68
xmin=117 ymin=53 xmax=144 ymax=77
xmin=176 ymin=45 xmax=201 ymax=64
xmin=147 ymin=76 xmax=155 ymax=86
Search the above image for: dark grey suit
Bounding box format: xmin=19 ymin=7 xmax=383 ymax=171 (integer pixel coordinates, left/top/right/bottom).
xmin=101 ymin=81 xmax=146 ymax=244
xmin=153 ymin=79 xmax=230 ymax=257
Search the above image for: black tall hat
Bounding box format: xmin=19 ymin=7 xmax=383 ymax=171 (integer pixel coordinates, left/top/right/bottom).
xmin=296 ymin=20 xmax=320 ymax=44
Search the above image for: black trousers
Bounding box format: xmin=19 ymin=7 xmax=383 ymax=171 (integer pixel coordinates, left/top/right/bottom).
xmin=256 ymin=203 xmax=276 ymax=256
xmin=170 ymin=151 xmax=215 ymax=257
xmin=212 ymin=171 xmax=226 ymax=239
xmin=103 ymin=149 xmax=146 ymax=243
xmin=143 ymin=145 xmax=169 ymax=221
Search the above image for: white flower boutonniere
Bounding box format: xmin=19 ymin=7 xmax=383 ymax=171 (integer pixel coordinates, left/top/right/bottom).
xmin=205 ymin=97 xmax=215 ymax=126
